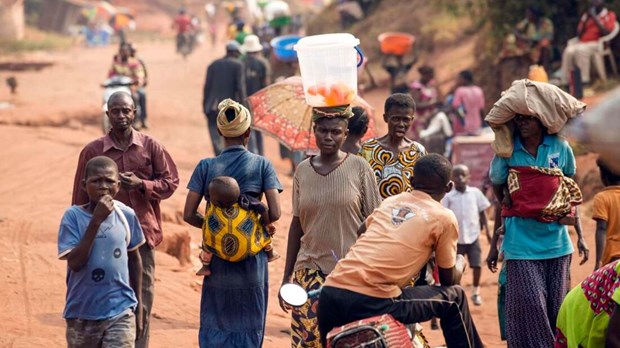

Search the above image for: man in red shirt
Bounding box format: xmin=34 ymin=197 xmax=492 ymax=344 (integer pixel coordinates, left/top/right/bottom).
xmin=561 ymin=0 xmax=616 ymax=85
xmin=72 ymin=92 xmax=179 ymax=348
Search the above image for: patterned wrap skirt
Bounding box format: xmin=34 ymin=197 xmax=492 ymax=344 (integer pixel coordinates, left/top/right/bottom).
xmin=291 ymin=268 xmax=326 ymax=348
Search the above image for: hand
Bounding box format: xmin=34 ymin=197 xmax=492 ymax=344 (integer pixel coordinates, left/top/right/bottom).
xmin=266 ymin=224 xmax=276 ymax=236
xmin=486 ymin=245 xmax=499 ymax=273
xmin=93 ymin=194 xmax=114 ymax=223
xmin=119 ymin=172 xmax=143 ymax=190
xmin=577 ymin=237 xmax=589 ymax=265
xmin=135 ymin=304 xmax=145 ymax=339
xmin=278 ymin=281 xmax=293 ymax=313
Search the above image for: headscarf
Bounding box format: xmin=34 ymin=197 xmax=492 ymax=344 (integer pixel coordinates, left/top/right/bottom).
xmin=217 ymin=99 xmax=252 ymax=137
xmin=311 ymin=105 xmax=354 ymax=123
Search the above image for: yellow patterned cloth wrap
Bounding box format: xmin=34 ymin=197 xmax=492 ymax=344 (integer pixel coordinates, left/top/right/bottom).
xmin=202 ymin=202 xmax=269 ymax=262
xmin=358 ymin=138 xmax=427 ymax=199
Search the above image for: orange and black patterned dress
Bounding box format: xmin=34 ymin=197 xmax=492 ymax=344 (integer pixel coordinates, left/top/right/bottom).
xmin=358 ymin=138 xmax=427 ymax=199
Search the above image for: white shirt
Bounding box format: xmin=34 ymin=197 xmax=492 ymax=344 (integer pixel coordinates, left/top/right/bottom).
xmin=441 ymin=186 xmax=491 ymax=244
xmin=420 ymin=111 xmax=453 ymax=139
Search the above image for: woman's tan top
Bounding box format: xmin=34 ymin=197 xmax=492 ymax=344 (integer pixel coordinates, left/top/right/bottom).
xmin=293 ymin=154 xmax=381 ymax=274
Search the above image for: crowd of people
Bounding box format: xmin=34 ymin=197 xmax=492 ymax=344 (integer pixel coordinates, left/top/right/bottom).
xmin=56 ymin=3 xmax=620 ymax=348
xmin=498 ymin=0 xmax=617 ymax=94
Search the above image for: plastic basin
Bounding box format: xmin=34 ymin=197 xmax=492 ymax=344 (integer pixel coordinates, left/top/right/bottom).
xmin=378 ymin=32 xmax=415 ymax=56
xmin=270 ymin=35 xmax=301 ymax=62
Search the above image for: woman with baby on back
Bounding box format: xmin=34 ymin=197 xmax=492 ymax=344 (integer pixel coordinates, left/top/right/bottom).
xmin=183 ymin=99 xmax=283 ymax=348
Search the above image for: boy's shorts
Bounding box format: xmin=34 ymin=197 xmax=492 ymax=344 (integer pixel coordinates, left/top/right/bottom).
xmin=457 ymin=239 xmax=482 ymax=268
xmin=66 ymin=310 xmax=135 ymax=348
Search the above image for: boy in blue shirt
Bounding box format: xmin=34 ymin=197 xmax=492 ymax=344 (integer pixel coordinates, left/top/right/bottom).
xmin=58 ymin=156 xmax=145 ymax=347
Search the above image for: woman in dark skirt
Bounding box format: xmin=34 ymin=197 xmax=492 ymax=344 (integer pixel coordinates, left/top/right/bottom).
xmin=184 ymin=99 xmax=283 ymax=347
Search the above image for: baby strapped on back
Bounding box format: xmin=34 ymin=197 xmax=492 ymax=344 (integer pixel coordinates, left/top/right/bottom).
xmin=197 ymin=176 xmax=279 ymax=276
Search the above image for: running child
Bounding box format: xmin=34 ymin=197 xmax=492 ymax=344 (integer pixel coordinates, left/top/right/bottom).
xmin=58 ymin=156 xmax=145 ymax=347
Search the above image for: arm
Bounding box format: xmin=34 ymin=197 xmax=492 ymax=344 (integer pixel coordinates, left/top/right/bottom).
xmin=279 ymin=216 xmax=303 ymax=313
xmin=360 ymin=162 xmax=381 ymax=218
xmin=183 ymin=190 xmax=205 ymax=229
xmin=486 ymin=217 xmax=503 ymax=273
xmin=436 ymin=218 xmax=460 ymax=286
xmin=133 ymin=144 xmax=179 ymax=201
xmin=438 ymin=254 xmax=465 ymax=286
xmin=480 ymin=211 xmax=491 ymax=242
xmin=128 ymin=249 xmax=144 ymax=339
xmin=66 ymin=195 xmax=114 ymax=271
xmin=607 ymin=304 xmax=620 ymax=347
xmin=589 ymin=8 xmax=612 ymax=36
xmin=264 ymin=188 xmax=281 ymax=223
xmin=573 ymin=206 xmax=589 ymax=266
xmin=595 ymin=218 xmax=608 ymax=269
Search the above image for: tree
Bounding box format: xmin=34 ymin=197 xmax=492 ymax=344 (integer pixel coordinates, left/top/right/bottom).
xmin=0 ymin=0 xmax=25 ymax=40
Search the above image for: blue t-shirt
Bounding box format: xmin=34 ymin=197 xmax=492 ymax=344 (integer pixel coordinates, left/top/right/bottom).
xmin=187 ymin=145 xmax=283 ymax=200
xmin=58 ymin=201 xmax=145 ymax=320
xmin=489 ymin=134 xmax=576 ymax=260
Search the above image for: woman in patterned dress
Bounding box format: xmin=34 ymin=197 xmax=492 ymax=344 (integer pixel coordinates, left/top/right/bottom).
xmin=359 ymin=93 xmax=427 ymax=199
xmin=279 ymin=106 xmax=381 ymax=347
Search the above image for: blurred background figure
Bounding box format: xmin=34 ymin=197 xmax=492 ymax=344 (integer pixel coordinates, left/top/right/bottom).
xmin=341 ymin=106 xmax=369 ymax=154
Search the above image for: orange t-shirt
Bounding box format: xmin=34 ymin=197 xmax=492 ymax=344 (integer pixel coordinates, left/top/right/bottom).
xmin=578 ymin=9 xmax=616 ymax=42
xmin=592 ymin=186 xmax=620 ymax=265
xmin=324 ymin=190 xmax=458 ymax=298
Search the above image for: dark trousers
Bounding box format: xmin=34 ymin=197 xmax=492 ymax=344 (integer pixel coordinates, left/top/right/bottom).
xmin=135 ymin=244 xmax=155 ymax=348
xmin=206 ymin=111 xmax=223 ymax=156
xmin=318 ymin=285 xmax=483 ymax=348
xmin=137 ymin=88 xmax=147 ymax=124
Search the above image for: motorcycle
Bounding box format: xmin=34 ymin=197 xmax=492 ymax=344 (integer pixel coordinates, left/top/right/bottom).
xmin=279 ymin=284 xmax=431 ymax=348
xmin=101 ymin=75 xmax=136 ymax=134
xmin=176 ymin=32 xmax=195 ymax=59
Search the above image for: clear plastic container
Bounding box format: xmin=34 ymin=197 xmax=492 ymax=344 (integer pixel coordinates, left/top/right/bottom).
xmin=294 ymin=33 xmax=362 ymax=107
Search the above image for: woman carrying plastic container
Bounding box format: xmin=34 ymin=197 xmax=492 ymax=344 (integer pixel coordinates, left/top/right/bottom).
xmin=279 ymin=105 xmax=381 ymax=347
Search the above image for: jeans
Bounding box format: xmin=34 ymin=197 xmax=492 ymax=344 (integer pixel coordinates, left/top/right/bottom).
xmin=66 ymin=311 xmax=135 ymax=348
xmin=318 ymin=285 xmax=484 ymax=348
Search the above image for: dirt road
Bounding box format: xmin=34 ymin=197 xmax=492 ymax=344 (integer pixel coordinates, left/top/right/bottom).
xmin=0 ymin=39 xmax=598 ymax=348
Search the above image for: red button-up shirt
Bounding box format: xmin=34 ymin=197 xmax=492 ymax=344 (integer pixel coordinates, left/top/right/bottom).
xmin=72 ymin=131 xmax=179 ymax=248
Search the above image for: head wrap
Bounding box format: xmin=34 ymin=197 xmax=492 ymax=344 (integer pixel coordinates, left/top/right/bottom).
xmin=217 ymin=99 xmax=252 ymax=137
xmin=311 ymin=105 xmax=354 ymax=122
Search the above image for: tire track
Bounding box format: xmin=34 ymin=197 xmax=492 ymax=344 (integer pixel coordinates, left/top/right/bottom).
xmin=17 ymin=221 xmax=33 ymax=336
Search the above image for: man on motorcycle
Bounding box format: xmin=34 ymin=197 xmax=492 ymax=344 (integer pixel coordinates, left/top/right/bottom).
xmin=318 ymin=154 xmax=484 ymax=348
xmin=172 ymin=8 xmax=194 ymax=53
xmin=108 ymin=42 xmax=145 ymax=128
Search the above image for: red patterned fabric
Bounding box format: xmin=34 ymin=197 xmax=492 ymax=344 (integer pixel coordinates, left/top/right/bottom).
xmin=326 ymin=314 xmax=418 ymax=348
xmin=502 ymin=166 xmax=582 ymax=223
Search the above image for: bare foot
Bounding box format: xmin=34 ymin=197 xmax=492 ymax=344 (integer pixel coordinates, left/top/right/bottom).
xmin=267 ymin=251 xmax=281 ymax=262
